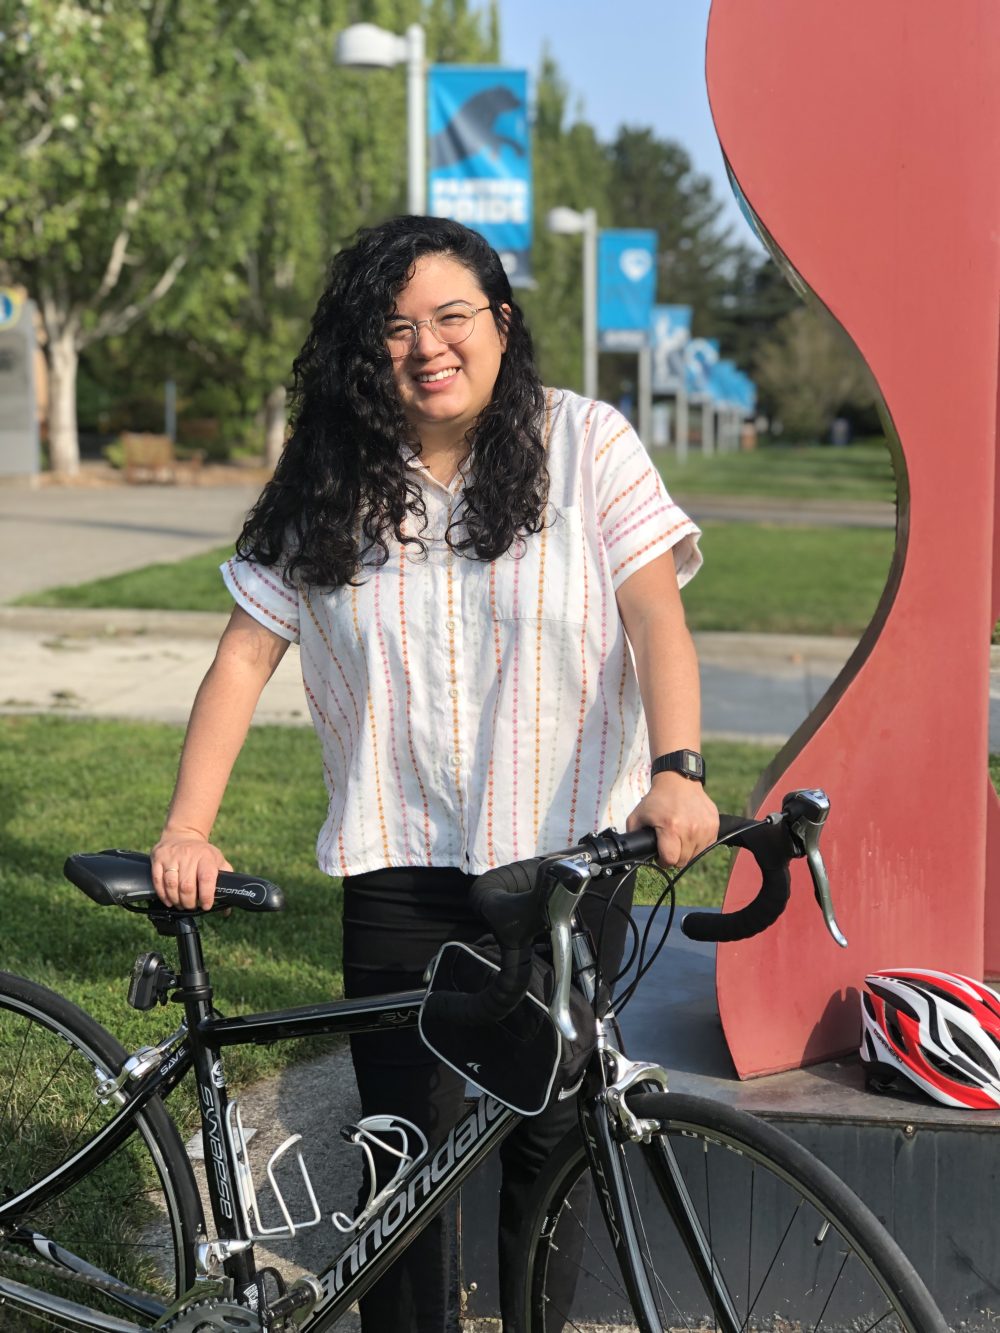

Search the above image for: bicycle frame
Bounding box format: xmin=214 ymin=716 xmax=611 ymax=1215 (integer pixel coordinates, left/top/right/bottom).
xmin=0 ymin=909 xmax=744 ymax=1333
xmin=0 ymin=913 xmax=528 ymax=1330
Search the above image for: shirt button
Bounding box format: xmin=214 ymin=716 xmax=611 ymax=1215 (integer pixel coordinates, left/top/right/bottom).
xmin=445 ymin=619 xmax=455 ymax=630
xmin=448 ymin=688 xmax=459 ymax=699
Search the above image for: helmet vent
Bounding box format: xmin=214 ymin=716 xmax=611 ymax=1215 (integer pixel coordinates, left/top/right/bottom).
xmin=946 ymin=1021 xmax=999 ymax=1076
xmin=923 ymin=1045 xmax=977 ymax=1086
xmin=868 ymin=982 xmax=920 ymax=1021
xmin=912 ymin=979 xmax=972 ymax=1011
xmin=884 ymin=1007 xmax=906 ymax=1049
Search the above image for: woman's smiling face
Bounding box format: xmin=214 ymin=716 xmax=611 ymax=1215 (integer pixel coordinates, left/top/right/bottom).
xmin=387 ymin=253 xmax=508 ymax=449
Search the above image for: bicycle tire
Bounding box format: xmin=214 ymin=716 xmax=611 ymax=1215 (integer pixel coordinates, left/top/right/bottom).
xmin=0 ymin=970 xmax=202 ymax=1331
xmin=516 ymin=1089 xmax=947 ymax=1332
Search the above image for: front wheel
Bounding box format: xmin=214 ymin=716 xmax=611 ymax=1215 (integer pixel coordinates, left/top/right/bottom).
xmin=0 ymin=971 xmax=202 ymax=1331
xmin=516 ymin=1090 xmax=946 ymax=1332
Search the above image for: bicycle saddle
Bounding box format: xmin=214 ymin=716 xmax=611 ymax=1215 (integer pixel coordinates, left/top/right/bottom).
xmin=64 ymin=849 xmax=285 ymax=914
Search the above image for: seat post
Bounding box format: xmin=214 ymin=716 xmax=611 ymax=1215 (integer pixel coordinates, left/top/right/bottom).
xmin=172 ymin=915 xmax=215 ymax=1024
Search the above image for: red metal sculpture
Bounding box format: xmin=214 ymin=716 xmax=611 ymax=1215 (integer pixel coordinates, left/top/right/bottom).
xmin=706 ymin=0 xmax=1000 ymax=1077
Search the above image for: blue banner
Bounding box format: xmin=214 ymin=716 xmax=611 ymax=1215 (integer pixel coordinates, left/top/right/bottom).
xmin=650 ymin=304 xmax=692 ymax=394
xmin=708 ymin=358 xmax=737 ymax=408
xmin=427 ymin=67 xmax=532 ymax=285
xmin=597 ymin=230 xmax=657 ymax=351
xmin=707 ymin=358 xmax=757 ymax=414
xmin=684 ymin=337 xmax=719 ymax=399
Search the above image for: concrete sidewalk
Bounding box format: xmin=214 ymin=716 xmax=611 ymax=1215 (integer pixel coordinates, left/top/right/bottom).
xmin=4 ymin=605 xmax=999 ymax=751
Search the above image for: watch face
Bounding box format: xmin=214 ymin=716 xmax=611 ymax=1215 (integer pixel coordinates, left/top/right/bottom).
xmin=683 ymin=752 xmax=701 ymax=775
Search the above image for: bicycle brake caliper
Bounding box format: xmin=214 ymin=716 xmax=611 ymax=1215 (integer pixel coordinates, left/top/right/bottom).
xmin=94 ymin=1022 xmax=188 ymax=1104
xmin=602 ymin=1048 xmax=670 ymax=1143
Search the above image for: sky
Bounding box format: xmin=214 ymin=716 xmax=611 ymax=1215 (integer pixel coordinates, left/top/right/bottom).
xmin=483 ymin=0 xmax=760 ymax=248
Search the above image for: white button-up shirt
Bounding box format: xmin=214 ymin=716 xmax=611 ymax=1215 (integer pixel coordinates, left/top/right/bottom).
xmin=223 ymin=389 xmax=701 ymax=876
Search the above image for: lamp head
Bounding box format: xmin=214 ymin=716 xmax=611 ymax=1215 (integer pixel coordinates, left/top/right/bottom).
xmin=335 ymin=23 xmax=407 ymax=69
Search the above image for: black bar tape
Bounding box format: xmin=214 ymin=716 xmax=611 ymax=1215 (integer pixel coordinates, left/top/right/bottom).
xmin=681 ymin=816 xmax=793 ymax=943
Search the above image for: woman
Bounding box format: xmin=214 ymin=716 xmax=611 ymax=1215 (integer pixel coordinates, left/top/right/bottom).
xmin=152 ymin=215 xmax=718 ymax=1331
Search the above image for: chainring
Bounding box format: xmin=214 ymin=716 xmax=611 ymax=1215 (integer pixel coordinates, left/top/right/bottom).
xmin=161 ymin=1298 xmax=266 ymax=1331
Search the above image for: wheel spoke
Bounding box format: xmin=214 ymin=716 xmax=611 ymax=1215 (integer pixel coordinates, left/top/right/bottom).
xmin=0 ymin=975 xmax=197 ymax=1329
xmin=743 ymin=1194 xmax=804 ymax=1320
xmin=520 ymin=1092 xmax=944 ymax=1333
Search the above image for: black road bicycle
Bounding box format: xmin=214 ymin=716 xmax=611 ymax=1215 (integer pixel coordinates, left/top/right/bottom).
xmin=0 ymin=789 xmax=948 ymax=1331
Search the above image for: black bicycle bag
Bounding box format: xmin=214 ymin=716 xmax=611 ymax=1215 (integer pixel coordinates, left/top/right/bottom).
xmin=418 ymin=939 xmax=596 ymax=1116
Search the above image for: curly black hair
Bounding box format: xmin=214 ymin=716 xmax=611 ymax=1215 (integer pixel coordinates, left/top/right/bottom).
xmin=237 ymin=215 xmax=548 ymax=589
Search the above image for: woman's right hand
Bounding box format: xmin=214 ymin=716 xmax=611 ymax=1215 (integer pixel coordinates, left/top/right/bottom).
xmin=151 ymin=832 xmax=233 ymax=911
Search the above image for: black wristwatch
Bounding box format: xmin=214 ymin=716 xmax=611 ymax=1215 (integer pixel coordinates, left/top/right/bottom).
xmin=650 ymin=749 xmax=706 ymax=784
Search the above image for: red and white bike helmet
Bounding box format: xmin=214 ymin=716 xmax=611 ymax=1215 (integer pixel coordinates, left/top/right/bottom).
xmin=860 ymin=968 xmax=1000 ymax=1109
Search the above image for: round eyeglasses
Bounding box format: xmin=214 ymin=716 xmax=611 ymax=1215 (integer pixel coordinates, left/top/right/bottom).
xmin=384 ymin=301 xmax=491 ymax=357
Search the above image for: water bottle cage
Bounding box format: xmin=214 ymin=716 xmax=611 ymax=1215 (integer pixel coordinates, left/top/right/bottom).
xmin=331 ymin=1116 xmax=429 ymax=1234
xmin=226 ymin=1100 xmax=322 ymax=1240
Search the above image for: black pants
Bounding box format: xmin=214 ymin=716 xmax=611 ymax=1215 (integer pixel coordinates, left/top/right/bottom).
xmin=342 ymin=866 xmax=631 ymax=1333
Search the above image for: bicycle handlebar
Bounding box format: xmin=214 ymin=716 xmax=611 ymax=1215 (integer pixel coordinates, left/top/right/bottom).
xmin=679 ymin=813 xmax=793 ymax=942
xmin=422 ymin=788 xmax=844 ymax=1042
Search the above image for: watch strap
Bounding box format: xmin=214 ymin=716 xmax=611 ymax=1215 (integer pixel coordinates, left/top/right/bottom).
xmin=650 ymin=749 xmax=706 ymax=783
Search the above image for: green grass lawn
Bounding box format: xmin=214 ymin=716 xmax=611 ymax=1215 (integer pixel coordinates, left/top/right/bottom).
xmin=18 ymin=524 xmax=899 ymax=638
xmin=658 ymin=439 xmax=896 ymax=503
xmin=19 ymin=545 xmax=237 ymax=613
xmin=684 ymin=522 xmax=895 ymax=637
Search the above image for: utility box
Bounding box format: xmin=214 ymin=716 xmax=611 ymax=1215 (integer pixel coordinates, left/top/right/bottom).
xmin=0 ymin=290 xmax=41 ymax=477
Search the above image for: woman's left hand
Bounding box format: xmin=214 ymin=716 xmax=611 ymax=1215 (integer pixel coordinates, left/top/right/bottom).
xmin=625 ymin=771 xmax=720 ymax=868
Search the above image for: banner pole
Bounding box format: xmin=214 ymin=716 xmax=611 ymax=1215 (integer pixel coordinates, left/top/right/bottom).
xmin=583 ymin=210 xmax=598 ymax=400
xmin=638 ymin=344 xmax=652 ymax=445
xmin=406 ymin=24 xmax=426 ymax=214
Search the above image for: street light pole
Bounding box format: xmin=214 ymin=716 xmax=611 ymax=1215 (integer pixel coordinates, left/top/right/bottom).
xmin=335 ymin=22 xmax=427 ymax=216
xmin=547 ymin=205 xmax=598 ymax=400
xmin=405 ymin=24 xmax=426 ymax=214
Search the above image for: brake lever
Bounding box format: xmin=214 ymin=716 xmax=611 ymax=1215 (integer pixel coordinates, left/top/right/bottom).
xmin=542 ymin=853 xmax=598 ymax=1041
xmin=780 ymin=789 xmax=848 ymax=948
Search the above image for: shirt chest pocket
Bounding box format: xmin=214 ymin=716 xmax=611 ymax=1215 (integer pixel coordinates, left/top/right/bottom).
xmin=489 ymin=505 xmax=590 ymax=625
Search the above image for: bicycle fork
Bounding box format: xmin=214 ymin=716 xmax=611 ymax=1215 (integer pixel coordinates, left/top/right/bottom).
xmin=580 ymin=1051 xmax=743 ymax=1333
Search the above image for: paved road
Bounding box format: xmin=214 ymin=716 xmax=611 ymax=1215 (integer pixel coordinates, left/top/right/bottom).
xmin=0 ymin=479 xmax=261 ymax=601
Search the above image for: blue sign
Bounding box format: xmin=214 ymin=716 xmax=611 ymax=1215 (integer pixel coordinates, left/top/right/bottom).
xmin=597 ymin=230 xmax=657 ymax=351
xmin=650 ymin=305 xmax=692 ymax=394
xmin=707 ymin=358 xmax=757 ymax=414
xmin=684 ymin=337 xmax=719 ymax=399
xmin=428 ymin=67 xmax=532 ymax=285
xmin=0 ymin=288 xmax=23 ymax=330
xmin=708 ymin=358 xmax=737 ymax=408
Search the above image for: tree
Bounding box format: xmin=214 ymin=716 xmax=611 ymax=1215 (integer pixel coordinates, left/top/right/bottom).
xmin=712 ymin=247 xmax=800 ymax=373
xmin=0 ymin=0 xmax=501 ymax=472
xmin=0 ymin=1 xmax=301 ymax=474
xmin=155 ymin=0 xmax=499 ymax=466
xmin=753 ymin=304 xmax=877 ymax=440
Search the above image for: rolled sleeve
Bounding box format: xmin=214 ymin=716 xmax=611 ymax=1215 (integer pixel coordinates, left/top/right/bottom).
xmin=593 ymin=408 xmax=702 ymax=590
xmin=221 ymin=556 xmax=300 ymax=643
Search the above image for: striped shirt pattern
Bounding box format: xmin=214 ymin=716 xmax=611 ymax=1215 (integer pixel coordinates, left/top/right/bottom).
xmin=223 ymin=389 xmax=702 ymax=877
